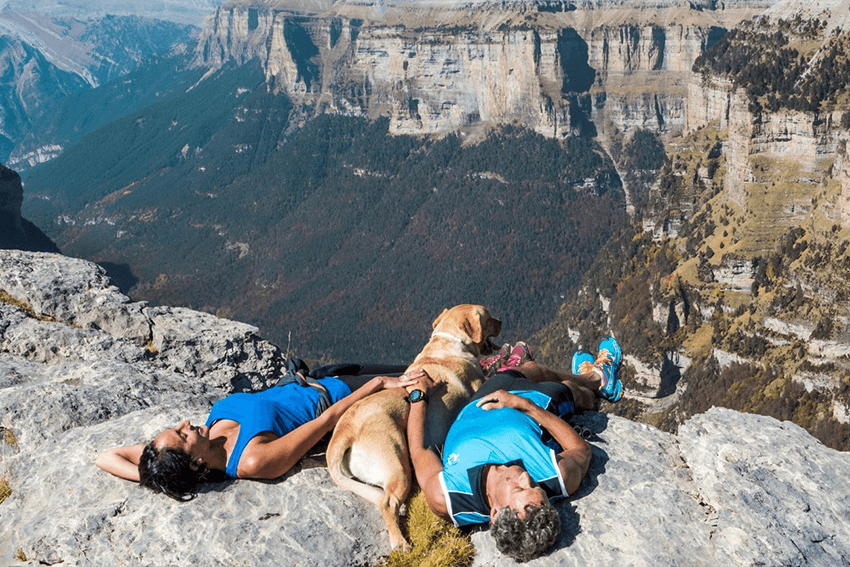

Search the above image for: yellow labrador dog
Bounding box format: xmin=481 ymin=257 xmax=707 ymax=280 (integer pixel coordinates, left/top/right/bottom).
xmin=327 ymin=304 xmax=501 ymax=550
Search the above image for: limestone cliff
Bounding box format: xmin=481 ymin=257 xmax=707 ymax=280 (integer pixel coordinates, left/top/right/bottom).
xmin=2 ymin=250 xmax=849 ymax=566
xmin=193 ymin=0 xmax=772 ymax=137
xmin=0 ymin=164 xmax=58 ymax=252
xmin=538 ymin=0 xmax=850 ymax=457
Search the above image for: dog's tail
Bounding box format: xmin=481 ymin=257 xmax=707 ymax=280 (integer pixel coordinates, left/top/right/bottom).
xmin=327 ymin=435 xmax=387 ymax=506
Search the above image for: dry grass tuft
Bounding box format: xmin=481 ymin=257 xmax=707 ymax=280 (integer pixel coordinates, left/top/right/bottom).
xmin=0 ymin=478 xmax=11 ymax=505
xmin=2 ymin=427 xmax=19 ymax=451
xmin=0 ymin=290 xmax=53 ymax=322
xmin=381 ymin=490 xmax=475 ymax=567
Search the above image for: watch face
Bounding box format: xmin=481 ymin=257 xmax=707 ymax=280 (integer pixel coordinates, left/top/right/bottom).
xmin=409 ymin=389 xmax=425 ymax=403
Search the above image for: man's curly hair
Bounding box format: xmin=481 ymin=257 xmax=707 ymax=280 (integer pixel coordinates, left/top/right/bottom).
xmin=490 ymin=501 xmax=560 ymax=562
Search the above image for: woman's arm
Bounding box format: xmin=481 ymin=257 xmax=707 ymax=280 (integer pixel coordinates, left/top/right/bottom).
xmin=477 ymin=390 xmax=592 ymax=495
xmin=238 ymin=373 xmax=421 ymax=479
xmin=95 ymin=444 xmax=145 ymax=482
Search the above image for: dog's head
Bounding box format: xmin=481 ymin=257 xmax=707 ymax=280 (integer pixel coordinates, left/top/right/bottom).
xmin=432 ymin=304 xmax=502 ymax=356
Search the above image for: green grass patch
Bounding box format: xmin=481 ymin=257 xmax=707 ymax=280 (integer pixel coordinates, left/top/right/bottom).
xmin=381 ymin=490 xmax=474 ymax=567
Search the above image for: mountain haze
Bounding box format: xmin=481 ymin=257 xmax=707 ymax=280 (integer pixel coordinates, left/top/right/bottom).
xmin=0 ymin=11 xmax=198 ymax=165
xmin=0 ymin=0 xmax=228 ymax=26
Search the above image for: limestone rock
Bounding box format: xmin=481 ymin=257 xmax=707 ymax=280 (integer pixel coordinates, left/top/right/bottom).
xmin=145 ymin=305 xmax=282 ymax=392
xmin=2 ymin=251 xmax=849 ymax=566
xmin=0 ymin=250 xmax=151 ymax=344
xmin=194 ymin=1 xmax=772 ymax=138
xmin=0 ymin=166 xmax=59 ymax=252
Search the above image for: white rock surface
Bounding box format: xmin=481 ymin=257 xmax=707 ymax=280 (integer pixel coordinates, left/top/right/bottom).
xmin=2 ymin=250 xmax=849 ymax=566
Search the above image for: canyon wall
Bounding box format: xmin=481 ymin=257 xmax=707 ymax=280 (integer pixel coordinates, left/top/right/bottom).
xmin=194 ymin=0 xmax=770 ymax=136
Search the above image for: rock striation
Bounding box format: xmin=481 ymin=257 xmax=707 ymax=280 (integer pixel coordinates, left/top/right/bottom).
xmin=194 ymin=0 xmax=773 ymax=137
xmin=2 ymin=250 xmax=849 ymax=566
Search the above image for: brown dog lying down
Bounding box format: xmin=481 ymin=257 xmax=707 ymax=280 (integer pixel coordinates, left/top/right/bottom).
xmin=326 ymin=304 xmax=501 ymax=550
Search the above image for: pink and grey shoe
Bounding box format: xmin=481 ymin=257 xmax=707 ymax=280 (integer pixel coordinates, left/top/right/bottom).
xmin=480 ymin=343 xmax=512 ymax=376
xmin=499 ymin=341 xmax=534 ymax=371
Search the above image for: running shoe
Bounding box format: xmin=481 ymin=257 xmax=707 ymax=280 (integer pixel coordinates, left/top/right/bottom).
xmin=500 ymin=341 xmax=534 ymax=370
xmin=480 ymin=343 xmax=512 ymax=376
xmin=597 ymin=336 xmax=622 ymax=368
xmin=571 ymin=350 xmax=595 ymax=375
xmin=595 ymin=336 xmax=623 ymax=402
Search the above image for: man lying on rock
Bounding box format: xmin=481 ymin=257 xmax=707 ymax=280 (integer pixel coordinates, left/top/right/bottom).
xmin=96 ymin=361 xmax=422 ymax=501
xmin=406 ymin=338 xmax=623 ymax=562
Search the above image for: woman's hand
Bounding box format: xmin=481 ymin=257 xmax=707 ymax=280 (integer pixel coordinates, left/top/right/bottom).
xmin=380 ymin=371 xmax=425 ymax=390
xmin=475 ymin=389 xmax=532 ymax=412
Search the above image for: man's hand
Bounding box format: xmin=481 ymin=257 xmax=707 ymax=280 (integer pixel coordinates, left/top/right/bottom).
xmin=403 ymin=369 xmax=443 ymax=394
xmin=475 ymin=389 xmax=532 ymax=412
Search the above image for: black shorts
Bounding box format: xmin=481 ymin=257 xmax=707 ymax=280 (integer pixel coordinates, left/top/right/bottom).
xmin=471 ymin=370 xmax=575 ymax=420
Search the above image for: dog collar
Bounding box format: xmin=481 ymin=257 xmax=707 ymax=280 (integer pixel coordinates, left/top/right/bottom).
xmin=431 ymin=331 xmax=467 ymax=344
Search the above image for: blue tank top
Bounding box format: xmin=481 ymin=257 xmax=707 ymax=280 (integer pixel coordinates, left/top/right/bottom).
xmin=438 ymin=390 xmax=568 ymax=527
xmin=205 ymin=377 xmax=351 ymax=478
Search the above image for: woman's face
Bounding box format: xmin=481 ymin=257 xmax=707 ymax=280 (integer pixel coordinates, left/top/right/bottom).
xmin=153 ymin=420 xmax=210 ymax=460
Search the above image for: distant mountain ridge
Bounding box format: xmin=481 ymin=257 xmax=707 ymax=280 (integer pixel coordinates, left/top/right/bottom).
xmin=0 ymin=0 xmax=227 ymax=25
xmin=0 ymin=12 xmax=198 ymax=165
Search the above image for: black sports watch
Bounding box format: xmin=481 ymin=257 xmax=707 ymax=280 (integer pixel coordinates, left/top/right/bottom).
xmin=408 ymin=389 xmax=428 ymax=404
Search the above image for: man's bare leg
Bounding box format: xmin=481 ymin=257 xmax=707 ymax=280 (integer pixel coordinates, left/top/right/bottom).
xmin=515 ymin=360 xmax=600 ymax=411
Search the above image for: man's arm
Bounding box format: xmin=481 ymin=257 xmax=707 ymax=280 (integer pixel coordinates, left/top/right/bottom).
xmin=406 ymin=374 xmax=449 ymax=518
xmin=476 ymin=389 xmax=591 ymax=495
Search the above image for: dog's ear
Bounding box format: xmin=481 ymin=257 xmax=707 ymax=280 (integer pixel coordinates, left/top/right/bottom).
xmin=466 ymin=306 xmax=501 ymax=344
xmin=432 ymin=308 xmax=450 ymax=329
xmin=462 ymin=306 xmax=486 ymax=343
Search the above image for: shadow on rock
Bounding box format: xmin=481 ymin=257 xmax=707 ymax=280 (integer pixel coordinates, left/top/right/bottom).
xmin=657 ymin=351 xmax=682 ymax=398
xmin=551 ymin=411 xmax=610 ymax=550
xmin=569 ymin=411 xmax=610 ymax=503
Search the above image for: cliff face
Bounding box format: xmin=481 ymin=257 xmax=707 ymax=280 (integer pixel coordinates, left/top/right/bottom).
xmin=686 ymin=75 xmax=845 ymax=222
xmin=2 ymin=250 xmax=849 ymax=566
xmin=0 ymin=164 xmax=58 ymax=252
xmin=545 ymin=1 xmax=850 ymax=455
xmin=194 ymin=1 xmax=770 ymax=137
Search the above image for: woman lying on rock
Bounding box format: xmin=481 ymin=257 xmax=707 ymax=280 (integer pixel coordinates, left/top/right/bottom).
xmin=96 ymin=360 xmax=422 ymax=501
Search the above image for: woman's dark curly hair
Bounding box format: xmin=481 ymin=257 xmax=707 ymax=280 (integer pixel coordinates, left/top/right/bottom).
xmin=490 ymin=501 xmax=561 ymax=562
xmin=138 ymin=442 xmax=207 ymax=502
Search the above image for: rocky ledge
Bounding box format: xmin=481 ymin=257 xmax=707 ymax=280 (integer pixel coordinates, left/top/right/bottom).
xmin=1 ymin=250 xmax=848 ymax=566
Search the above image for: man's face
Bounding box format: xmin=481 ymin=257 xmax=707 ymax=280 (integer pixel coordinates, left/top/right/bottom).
xmin=489 ymin=464 xmax=547 ymax=519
